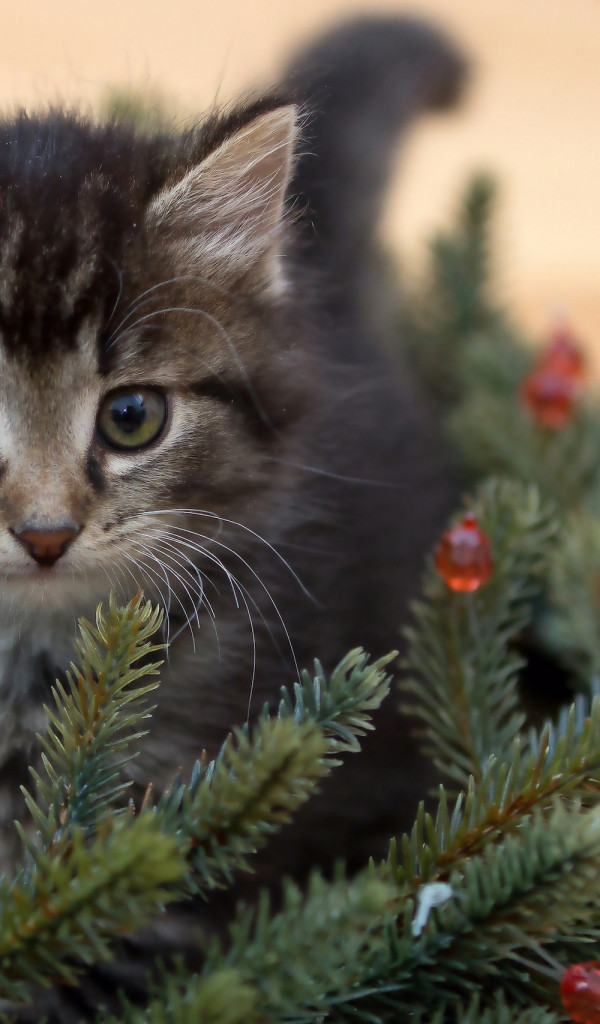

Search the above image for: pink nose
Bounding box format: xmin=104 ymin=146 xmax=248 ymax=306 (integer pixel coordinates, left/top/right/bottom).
xmin=12 ymin=526 xmax=80 ymax=567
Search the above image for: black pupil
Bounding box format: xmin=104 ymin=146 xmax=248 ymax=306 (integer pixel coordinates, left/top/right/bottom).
xmin=110 ymin=394 xmax=146 ymax=434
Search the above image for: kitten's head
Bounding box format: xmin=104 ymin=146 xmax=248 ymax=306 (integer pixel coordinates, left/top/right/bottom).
xmin=0 ymin=100 xmax=311 ymax=614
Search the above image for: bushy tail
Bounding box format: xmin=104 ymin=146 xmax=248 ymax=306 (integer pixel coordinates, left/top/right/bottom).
xmin=282 ymin=16 xmax=467 ymax=284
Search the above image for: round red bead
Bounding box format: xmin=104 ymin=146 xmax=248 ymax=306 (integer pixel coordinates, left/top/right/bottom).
xmin=434 ymin=513 xmax=494 ymax=592
xmin=521 ymin=366 xmax=578 ymax=429
xmin=561 ymin=962 xmax=600 ymax=1024
xmin=541 ymin=326 xmax=586 ymax=384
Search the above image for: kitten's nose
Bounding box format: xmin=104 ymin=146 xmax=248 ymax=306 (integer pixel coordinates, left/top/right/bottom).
xmin=11 ymin=524 xmax=81 ymax=567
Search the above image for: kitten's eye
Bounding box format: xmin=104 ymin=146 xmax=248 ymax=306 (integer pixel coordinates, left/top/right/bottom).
xmin=97 ymin=387 xmax=167 ymax=450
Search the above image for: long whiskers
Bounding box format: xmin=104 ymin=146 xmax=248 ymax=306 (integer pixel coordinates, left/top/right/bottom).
xmin=135 ymin=508 xmax=315 ymax=602
xmin=129 ymin=508 xmax=309 ymax=716
xmin=138 ymin=535 xmax=220 ymax=650
xmin=129 ymin=540 xmax=199 ymax=649
xmin=141 ymin=528 xmax=276 ymax=716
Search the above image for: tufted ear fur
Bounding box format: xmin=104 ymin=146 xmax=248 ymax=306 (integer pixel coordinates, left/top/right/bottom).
xmin=146 ymin=105 xmax=298 ymax=295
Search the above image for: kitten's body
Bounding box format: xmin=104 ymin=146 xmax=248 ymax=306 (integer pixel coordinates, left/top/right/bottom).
xmin=0 ymin=16 xmax=464 ymax=1014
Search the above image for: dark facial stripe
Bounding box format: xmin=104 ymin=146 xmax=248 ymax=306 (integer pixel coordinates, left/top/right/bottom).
xmin=190 ymin=376 xmax=277 ymax=439
xmin=86 ymin=452 xmax=106 ymax=493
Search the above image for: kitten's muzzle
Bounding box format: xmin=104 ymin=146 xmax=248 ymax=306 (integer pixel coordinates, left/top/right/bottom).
xmin=10 ymin=524 xmax=81 ymax=567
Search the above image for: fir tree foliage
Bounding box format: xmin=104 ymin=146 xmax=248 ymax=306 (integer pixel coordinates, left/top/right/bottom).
xmin=403 ymin=176 xmax=600 ymax=514
xmin=23 ymin=592 xmax=164 ymax=847
xmin=0 ymin=594 xmax=395 ymax=1011
xmin=400 ymin=478 xmax=558 ymax=784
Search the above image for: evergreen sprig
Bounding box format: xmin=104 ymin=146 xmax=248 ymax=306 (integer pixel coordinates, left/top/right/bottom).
xmin=154 ymin=717 xmax=331 ymax=894
xmin=344 ymin=801 xmax=600 ymax=1021
xmin=153 ymin=650 xmax=394 ymax=893
xmin=0 ymin=593 xmax=395 ymax=1012
xmin=102 ymin=802 xmax=600 ymax=1024
xmin=400 ymin=478 xmax=558 ymax=785
xmin=401 ymin=174 xmax=503 ymax=406
xmin=23 ymin=592 xmax=164 ymax=848
xmin=0 ymin=815 xmax=185 ymax=1000
xmin=272 ymin=648 xmax=394 ymax=751
xmin=100 ymin=867 xmax=395 ymax=1024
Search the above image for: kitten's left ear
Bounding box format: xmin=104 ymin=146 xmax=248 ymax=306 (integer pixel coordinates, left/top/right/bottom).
xmin=146 ymin=104 xmax=298 ymax=295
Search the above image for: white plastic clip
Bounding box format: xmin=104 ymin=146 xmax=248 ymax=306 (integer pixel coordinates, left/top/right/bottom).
xmin=411 ymin=881 xmax=454 ymax=937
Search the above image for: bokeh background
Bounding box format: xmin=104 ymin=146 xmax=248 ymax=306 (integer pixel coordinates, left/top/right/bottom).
xmin=1 ymin=0 xmax=598 ymax=355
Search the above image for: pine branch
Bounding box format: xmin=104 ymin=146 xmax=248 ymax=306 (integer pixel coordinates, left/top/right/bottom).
xmin=153 ymin=650 xmax=395 ymax=894
xmin=272 ymin=648 xmax=394 ymax=751
xmin=100 ymin=803 xmax=600 ymax=1024
xmin=400 ymin=478 xmax=558 ymax=786
xmin=320 ymin=802 xmax=600 ymax=1022
xmin=448 ymin=387 xmax=600 ymax=513
xmin=155 ymin=717 xmax=331 ymax=894
xmin=410 ymin=995 xmax=561 ymax=1024
xmin=401 ymin=175 xmax=506 ymax=406
xmin=390 ymin=691 xmax=600 ymax=893
xmin=22 ymin=592 xmax=164 ymax=848
xmin=0 ymin=816 xmax=185 ymax=1000
xmin=99 ymin=868 xmax=395 ymax=1024
xmin=0 ymin=589 xmax=394 ymax=1012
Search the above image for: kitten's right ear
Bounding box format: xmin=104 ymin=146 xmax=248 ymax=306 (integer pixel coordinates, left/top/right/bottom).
xmin=146 ymin=104 xmax=298 ymax=295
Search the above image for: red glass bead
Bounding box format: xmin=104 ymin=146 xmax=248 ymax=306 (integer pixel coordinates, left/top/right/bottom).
xmin=540 ymin=326 xmax=586 ymax=384
xmin=521 ymin=366 xmax=578 ymax=429
xmin=434 ymin=513 xmax=494 ymax=592
xmin=561 ymin=962 xmax=600 ymax=1024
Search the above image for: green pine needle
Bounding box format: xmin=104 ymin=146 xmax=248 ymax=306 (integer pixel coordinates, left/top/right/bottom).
xmin=22 ymin=592 xmax=164 ymax=849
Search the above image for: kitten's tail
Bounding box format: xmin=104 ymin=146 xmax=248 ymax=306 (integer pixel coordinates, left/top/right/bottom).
xmin=282 ymin=16 xmax=467 ymax=284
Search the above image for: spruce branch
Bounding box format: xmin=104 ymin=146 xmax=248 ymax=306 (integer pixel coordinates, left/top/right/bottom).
xmin=0 ymin=593 xmax=394 ymax=1009
xmin=272 ymin=648 xmax=394 ymax=751
xmin=449 ymin=388 xmax=600 ymax=513
xmin=155 ymin=717 xmax=331 ymax=894
xmin=401 ymin=174 xmax=505 ymax=405
xmin=408 ymin=993 xmax=561 ymax=1024
xmin=320 ymin=802 xmax=600 ymax=1022
xmin=99 ymin=868 xmax=395 ymax=1024
xmin=153 ymin=650 xmax=394 ymax=894
xmin=101 ymin=803 xmax=600 ymax=1024
xmin=0 ymin=815 xmax=185 ymax=1000
xmin=400 ymin=478 xmax=558 ymax=786
xmin=389 ymin=691 xmax=600 ymax=896
xmin=22 ymin=592 xmax=164 ymax=849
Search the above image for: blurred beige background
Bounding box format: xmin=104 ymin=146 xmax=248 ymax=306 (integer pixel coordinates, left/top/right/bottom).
xmin=0 ymin=0 xmax=598 ymax=354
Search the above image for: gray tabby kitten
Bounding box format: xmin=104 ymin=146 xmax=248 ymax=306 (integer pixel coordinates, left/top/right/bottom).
xmin=0 ymin=12 xmax=463 ymax=986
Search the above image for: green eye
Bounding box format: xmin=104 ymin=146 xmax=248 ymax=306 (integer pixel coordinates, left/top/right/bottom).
xmin=97 ymin=387 xmax=167 ymax=450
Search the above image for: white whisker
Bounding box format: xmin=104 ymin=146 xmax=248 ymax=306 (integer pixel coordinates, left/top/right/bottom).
xmin=137 ymin=513 xmax=302 ymax=689
xmin=130 ymin=541 xmax=197 ymax=649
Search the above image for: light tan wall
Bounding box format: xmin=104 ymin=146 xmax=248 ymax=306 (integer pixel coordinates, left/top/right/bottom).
xmin=1 ymin=0 xmax=598 ymax=355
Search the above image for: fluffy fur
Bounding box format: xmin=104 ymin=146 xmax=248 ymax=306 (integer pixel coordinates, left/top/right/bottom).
xmin=0 ymin=16 xmax=465 ymax=1017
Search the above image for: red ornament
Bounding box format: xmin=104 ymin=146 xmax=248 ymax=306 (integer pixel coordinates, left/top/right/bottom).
xmin=521 ymin=366 xmax=578 ymax=429
xmin=540 ymin=325 xmax=586 ymax=385
xmin=435 ymin=513 xmax=494 ymax=592
xmin=561 ymin=962 xmax=600 ymax=1024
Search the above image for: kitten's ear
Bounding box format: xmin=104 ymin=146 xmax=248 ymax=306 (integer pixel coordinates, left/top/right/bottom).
xmin=146 ymin=104 xmax=298 ymax=294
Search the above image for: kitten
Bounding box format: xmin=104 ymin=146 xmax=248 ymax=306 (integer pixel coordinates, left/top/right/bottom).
xmin=0 ymin=14 xmax=464 ymax=1016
